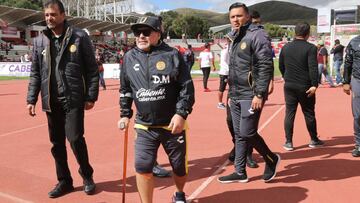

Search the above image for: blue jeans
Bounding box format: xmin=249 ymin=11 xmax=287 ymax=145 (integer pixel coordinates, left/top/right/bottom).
xmin=318 ymin=64 xmax=334 ymax=86
xmin=333 ymin=60 xmax=343 ymax=84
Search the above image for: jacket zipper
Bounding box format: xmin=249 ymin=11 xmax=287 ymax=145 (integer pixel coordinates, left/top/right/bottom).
xmin=82 ymin=76 xmax=86 ymax=94
xmin=146 ymin=53 xmax=153 ymax=121
xmin=56 ymin=28 xmax=71 ymax=102
xmin=45 ymin=38 xmax=52 ymax=112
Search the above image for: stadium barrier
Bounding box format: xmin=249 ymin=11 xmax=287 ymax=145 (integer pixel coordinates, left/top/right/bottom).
xmin=0 ymin=62 xmax=210 ymax=78
xmin=0 ymin=62 xmax=121 ymax=79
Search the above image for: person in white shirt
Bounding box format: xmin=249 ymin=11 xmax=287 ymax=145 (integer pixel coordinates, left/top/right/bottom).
xmin=217 ymin=39 xmax=230 ymax=109
xmin=198 ymin=42 xmax=216 ymax=92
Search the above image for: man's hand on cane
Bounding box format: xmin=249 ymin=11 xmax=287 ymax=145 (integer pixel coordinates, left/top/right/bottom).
xmin=118 ymin=117 xmax=130 ymax=130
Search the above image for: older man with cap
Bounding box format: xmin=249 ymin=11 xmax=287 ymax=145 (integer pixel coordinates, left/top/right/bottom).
xmin=117 ymin=16 xmax=195 ymax=203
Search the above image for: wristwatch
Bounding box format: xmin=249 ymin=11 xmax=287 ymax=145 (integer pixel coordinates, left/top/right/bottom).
xmin=255 ymin=94 xmax=263 ymax=99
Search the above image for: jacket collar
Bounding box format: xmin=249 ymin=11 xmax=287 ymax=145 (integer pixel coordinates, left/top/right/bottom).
xmin=226 ymin=21 xmax=251 ymax=42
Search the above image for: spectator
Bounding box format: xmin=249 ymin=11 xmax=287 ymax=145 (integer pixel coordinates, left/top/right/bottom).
xmin=198 ymin=42 xmax=216 ymax=92
xmin=331 ymin=39 xmax=345 ymax=85
xmin=317 ymin=40 xmax=335 ymax=87
xmin=183 ymin=44 xmax=195 ymax=73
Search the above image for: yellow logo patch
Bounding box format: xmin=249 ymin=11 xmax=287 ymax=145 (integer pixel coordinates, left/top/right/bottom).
xmin=156 ymin=61 xmax=166 ymax=70
xmin=70 ymin=44 xmax=77 ymax=53
xmin=240 ymin=42 xmax=247 ymax=50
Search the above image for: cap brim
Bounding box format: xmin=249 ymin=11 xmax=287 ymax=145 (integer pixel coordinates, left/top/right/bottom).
xmin=130 ymin=23 xmax=159 ymax=32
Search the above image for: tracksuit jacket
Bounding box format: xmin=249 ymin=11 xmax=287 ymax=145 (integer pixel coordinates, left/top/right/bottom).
xmin=227 ymin=23 xmax=273 ymax=100
xmin=344 ymin=35 xmax=360 ymax=84
xmin=119 ymin=42 xmax=195 ymax=126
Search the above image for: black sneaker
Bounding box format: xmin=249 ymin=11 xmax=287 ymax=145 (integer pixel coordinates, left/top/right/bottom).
xmin=153 ymin=164 xmax=171 ymax=177
xmin=48 ymin=181 xmax=74 ymax=198
xmin=309 ymin=139 xmax=324 ymax=148
xmin=172 ymin=191 xmax=186 ymax=203
xmin=228 ymin=147 xmax=235 ymax=162
xmin=263 ymin=154 xmax=281 ymax=182
xmin=84 ymin=177 xmax=96 ymax=195
xmin=246 ymin=155 xmax=259 ymax=168
xmin=283 ymin=142 xmax=294 ymax=151
xmin=217 ymin=172 xmax=248 ymax=183
xmin=352 ymin=146 xmax=360 ymax=157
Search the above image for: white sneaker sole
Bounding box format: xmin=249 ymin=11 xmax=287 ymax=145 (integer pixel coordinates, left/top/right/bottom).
xmin=308 ymin=144 xmax=324 ymax=148
xmin=217 ymin=177 xmax=249 ymax=184
xmin=283 ymin=146 xmax=294 ymax=151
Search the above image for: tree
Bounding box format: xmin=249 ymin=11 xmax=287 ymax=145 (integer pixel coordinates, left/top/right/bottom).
xmin=0 ymin=0 xmax=42 ymax=10
xmin=264 ymin=23 xmax=288 ymax=38
xmin=172 ymin=15 xmax=209 ymax=39
xmin=160 ymin=11 xmax=179 ymax=38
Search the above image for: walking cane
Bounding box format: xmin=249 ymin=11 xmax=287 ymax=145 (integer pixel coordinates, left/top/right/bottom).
xmin=120 ymin=122 xmax=128 ymax=203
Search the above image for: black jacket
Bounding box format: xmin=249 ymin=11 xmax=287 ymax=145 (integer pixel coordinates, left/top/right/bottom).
xmin=331 ymin=44 xmax=344 ymax=61
xmin=27 ymin=22 xmax=99 ymax=111
xmin=344 ymin=35 xmax=360 ymax=84
xmin=119 ymin=42 xmax=195 ymax=126
xmin=227 ymin=23 xmax=273 ymax=100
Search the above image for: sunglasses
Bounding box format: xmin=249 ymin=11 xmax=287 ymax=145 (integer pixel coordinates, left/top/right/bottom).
xmin=133 ymin=28 xmax=153 ymax=37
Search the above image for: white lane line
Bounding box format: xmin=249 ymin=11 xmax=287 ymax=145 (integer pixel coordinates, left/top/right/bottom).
xmin=0 ymin=192 xmax=33 ymax=203
xmin=0 ymin=106 xmax=118 ymax=138
xmin=187 ymin=105 xmax=285 ymax=203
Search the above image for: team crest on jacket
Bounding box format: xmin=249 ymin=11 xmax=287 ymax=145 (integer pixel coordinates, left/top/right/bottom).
xmin=156 ymin=61 xmax=166 ymax=70
xmin=240 ymin=42 xmax=247 ymax=50
xmin=70 ymin=44 xmax=77 ymax=53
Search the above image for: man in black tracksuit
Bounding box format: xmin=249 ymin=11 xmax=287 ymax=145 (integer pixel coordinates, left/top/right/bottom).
xmin=279 ymin=22 xmax=324 ymax=151
xmin=218 ymin=2 xmax=280 ymax=184
xmin=26 ymin=0 xmax=98 ymax=198
xmin=118 ymin=16 xmax=195 ymax=203
xmin=343 ymin=34 xmax=360 ymax=157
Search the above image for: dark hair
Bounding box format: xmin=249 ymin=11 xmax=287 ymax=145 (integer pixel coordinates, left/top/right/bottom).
xmin=188 ymin=44 xmax=192 ymax=49
xmin=335 ymin=39 xmax=340 ymax=44
xmin=251 ymin=10 xmax=260 ymax=19
xmin=228 ymin=2 xmax=249 ymax=13
xmin=295 ymin=22 xmax=310 ymax=37
xmin=44 ymin=0 xmax=65 ymax=13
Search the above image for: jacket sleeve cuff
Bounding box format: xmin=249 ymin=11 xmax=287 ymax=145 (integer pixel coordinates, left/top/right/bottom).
xmin=176 ymin=109 xmax=189 ymax=120
xmin=120 ymin=109 xmax=133 ymax=118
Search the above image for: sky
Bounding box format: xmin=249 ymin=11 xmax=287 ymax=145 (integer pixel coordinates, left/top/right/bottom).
xmin=133 ymin=0 xmax=360 ymax=14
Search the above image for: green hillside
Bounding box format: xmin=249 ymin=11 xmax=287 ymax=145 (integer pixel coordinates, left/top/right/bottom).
xmin=174 ymin=1 xmax=317 ymax=26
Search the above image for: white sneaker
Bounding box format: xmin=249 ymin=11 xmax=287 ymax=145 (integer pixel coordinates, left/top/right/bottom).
xmin=217 ymin=103 xmax=226 ymax=109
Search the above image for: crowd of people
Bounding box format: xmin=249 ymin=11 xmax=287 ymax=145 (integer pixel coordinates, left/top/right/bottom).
xmin=25 ymin=0 xmax=360 ymax=203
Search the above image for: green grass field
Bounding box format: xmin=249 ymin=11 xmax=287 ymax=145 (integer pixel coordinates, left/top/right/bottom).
xmin=192 ymin=58 xmax=281 ymax=77
xmin=0 ymin=76 xmax=29 ymax=81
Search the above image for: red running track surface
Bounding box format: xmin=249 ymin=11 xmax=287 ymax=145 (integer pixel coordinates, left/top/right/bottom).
xmin=0 ymin=77 xmax=358 ymax=203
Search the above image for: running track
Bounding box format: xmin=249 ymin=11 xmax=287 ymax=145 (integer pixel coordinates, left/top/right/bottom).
xmin=0 ymin=77 xmax=358 ymax=203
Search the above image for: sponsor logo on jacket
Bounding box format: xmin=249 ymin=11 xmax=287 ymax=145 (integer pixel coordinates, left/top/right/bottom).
xmin=136 ymin=88 xmax=166 ymax=102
